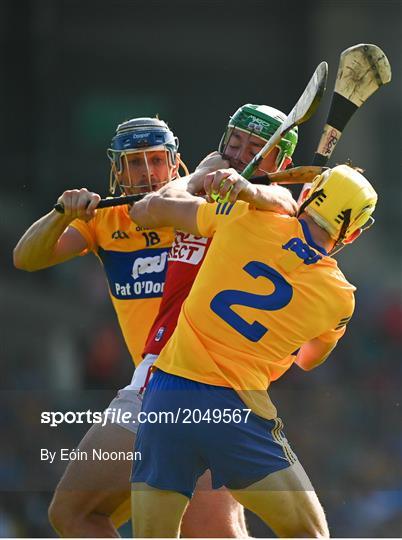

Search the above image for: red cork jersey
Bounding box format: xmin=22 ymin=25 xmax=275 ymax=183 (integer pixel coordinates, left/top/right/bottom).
xmin=143 ymin=231 xmax=212 ymax=356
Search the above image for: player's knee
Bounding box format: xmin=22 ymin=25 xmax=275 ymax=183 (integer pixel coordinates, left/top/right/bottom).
xmin=297 ymin=521 xmax=329 ymax=538
xmin=181 ymin=496 xmax=248 ymax=538
xmin=48 ymin=496 xmax=67 ymax=535
xmin=181 ymin=518 xmax=247 ymax=539
xmin=48 ymin=493 xmax=82 ymax=536
xmin=284 ymin=510 xmax=329 ymax=538
xmin=306 ymin=502 xmax=330 ymax=538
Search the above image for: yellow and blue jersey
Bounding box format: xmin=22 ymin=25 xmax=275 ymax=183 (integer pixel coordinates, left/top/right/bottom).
xmin=70 ymin=205 xmax=174 ymax=365
xmin=155 ymin=201 xmax=355 ymax=418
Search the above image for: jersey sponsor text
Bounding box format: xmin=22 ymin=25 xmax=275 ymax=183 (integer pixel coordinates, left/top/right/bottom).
xmin=168 ymin=232 xmax=208 ymax=265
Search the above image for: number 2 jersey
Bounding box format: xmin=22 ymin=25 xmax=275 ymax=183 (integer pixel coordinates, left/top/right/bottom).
xmin=70 ymin=205 xmax=174 ymax=365
xmin=155 ymin=201 xmax=356 ymax=419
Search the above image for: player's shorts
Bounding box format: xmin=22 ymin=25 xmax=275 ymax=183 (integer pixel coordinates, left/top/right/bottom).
xmin=131 ymin=369 xmax=297 ymax=498
xmin=104 ymin=354 xmax=157 ymax=435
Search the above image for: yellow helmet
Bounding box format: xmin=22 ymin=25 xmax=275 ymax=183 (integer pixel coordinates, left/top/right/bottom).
xmin=299 ymin=164 xmax=378 ymax=245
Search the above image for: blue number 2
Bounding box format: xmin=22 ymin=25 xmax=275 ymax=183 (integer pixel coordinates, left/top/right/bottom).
xmin=210 ymin=261 xmax=293 ymax=342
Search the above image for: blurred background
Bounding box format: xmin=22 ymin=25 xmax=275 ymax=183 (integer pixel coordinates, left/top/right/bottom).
xmin=1 ymin=0 xmax=401 ymax=536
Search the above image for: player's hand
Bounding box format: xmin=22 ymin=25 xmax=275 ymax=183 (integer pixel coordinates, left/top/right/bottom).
xmin=252 ymin=184 xmax=298 ymax=216
xmin=204 ymin=168 xmax=256 ymax=204
xmin=55 ymin=188 xmax=101 ymax=222
xmin=188 ymin=152 xmax=230 ymax=195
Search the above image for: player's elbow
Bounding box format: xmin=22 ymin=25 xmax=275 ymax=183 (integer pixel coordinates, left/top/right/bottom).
xmin=295 ymin=360 xmax=314 ymax=371
xmin=13 ymin=245 xmax=46 ymax=272
xmin=13 ymin=246 xmax=32 ymax=271
xmin=13 ymin=258 xmax=40 ymax=272
xmin=295 ymin=339 xmax=337 ymax=371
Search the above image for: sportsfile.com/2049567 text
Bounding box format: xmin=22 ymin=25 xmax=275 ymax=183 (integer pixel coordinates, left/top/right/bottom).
xmin=40 ymin=408 xmax=252 ymax=427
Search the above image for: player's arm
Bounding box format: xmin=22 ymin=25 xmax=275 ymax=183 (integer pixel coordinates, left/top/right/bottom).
xmin=295 ymin=305 xmax=354 ymax=371
xmin=13 ymin=188 xmax=100 ymax=271
xmin=131 ymin=164 xmax=297 ymax=232
xmin=295 ymin=338 xmax=338 ymax=371
xmin=204 ymin=168 xmax=298 ymax=215
xmin=131 ymin=191 xmax=204 ymax=236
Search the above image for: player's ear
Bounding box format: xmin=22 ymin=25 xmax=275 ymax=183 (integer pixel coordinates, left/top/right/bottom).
xmin=299 ymin=186 xmax=311 ymax=203
xmin=343 ymin=228 xmax=362 ymax=245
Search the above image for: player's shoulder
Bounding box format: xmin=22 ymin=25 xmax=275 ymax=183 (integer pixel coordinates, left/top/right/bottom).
xmin=242 ymin=209 xmax=298 ymax=236
xmin=212 ymin=200 xmax=248 ymax=217
xmin=215 ymin=201 xmax=293 ymax=225
xmin=316 ymin=259 xmax=356 ymax=322
xmin=247 ymin=208 xmax=295 ymax=223
xmin=197 ymin=200 xmax=249 ymax=234
xmin=328 ymin=261 xmax=356 ymax=294
xmin=94 ymin=204 xmax=140 ymax=229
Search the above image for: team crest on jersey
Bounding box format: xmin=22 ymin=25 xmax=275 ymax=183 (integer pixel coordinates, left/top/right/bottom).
xmin=168 ymin=232 xmax=208 ymax=265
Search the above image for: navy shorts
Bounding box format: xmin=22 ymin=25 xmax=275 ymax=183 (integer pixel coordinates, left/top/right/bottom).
xmin=131 ymin=370 xmax=297 ymax=498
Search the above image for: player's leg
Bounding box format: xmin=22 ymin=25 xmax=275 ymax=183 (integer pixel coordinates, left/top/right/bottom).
xmin=48 ymin=421 xmax=133 ymax=537
xmin=203 ymin=390 xmax=329 ymax=539
xmin=131 ymin=370 xmax=213 ymax=538
xmin=134 ymin=360 xmax=249 ymax=538
xmin=181 ymin=470 xmax=248 ymax=538
xmin=109 ymin=496 xmax=131 ymax=530
xmin=48 ymin=386 xmax=142 ymax=537
xmin=229 ymin=461 xmax=329 ymax=538
xmin=230 ymin=460 xmax=328 ymax=537
xmin=132 ymin=483 xmax=189 ymax=538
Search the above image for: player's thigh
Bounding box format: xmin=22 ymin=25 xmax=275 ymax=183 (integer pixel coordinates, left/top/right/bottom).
xmin=132 ymin=482 xmax=189 ymax=538
xmin=229 ymin=461 xmax=329 ymax=538
xmin=181 ymin=470 xmax=247 ymax=537
xmin=51 ymin=421 xmax=134 ymax=520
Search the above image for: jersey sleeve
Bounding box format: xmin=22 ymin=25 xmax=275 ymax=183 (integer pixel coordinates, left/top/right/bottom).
xmin=317 ymin=293 xmax=355 ymax=343
xmin=196 ymin=200 xmax=249 ymax=238
xmin=69 ymin=217 xmax=97 ymax=252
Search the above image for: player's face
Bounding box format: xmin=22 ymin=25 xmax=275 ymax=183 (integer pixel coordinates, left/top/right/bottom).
xmin=223 ymin=128 xmax=280 ymax=175
xmin=117 ymin=150 xmax=177 ymax=195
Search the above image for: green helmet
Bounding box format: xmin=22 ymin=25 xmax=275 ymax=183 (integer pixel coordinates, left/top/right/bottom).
xmin=219 ymin=104 xmax=298 ymax=170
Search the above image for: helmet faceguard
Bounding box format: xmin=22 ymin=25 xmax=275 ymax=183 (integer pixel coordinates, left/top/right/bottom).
xmin=219 ymin=104 xmax=298 ymax=172
xmin=298 ymin=165 xmax=378 ymax=253
xmin=107 ymin=117 xmax=180 ymax=195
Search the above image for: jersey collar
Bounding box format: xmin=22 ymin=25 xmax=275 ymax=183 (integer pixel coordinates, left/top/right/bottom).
xmin=299 ymin=219 xmax=328 ymax=256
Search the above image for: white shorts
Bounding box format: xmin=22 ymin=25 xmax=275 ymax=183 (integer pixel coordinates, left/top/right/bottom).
xmin=104 ymin=354 xmax=158 ymax=434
